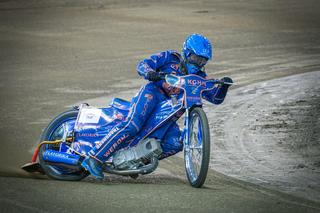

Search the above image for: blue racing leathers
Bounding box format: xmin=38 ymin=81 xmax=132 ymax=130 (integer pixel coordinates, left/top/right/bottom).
xmin=89 ymin=50 xmax=229 ymax=161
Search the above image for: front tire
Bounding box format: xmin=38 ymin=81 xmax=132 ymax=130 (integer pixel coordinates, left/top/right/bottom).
xmin=38 ymin=110 xmax=88 ymax=181
xmin=184 ymin=107 xmax=210 ymax=188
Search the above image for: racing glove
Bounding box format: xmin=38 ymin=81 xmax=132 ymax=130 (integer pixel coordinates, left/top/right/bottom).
xmin=146 ymin=71 xmax=162 ymax=82
xmin=216 ymin=77 xmax=233 ymax=97
xmin=221 ymin=77 xmax=233 ymax=86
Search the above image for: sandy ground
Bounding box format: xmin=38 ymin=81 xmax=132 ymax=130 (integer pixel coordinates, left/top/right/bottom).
xmin=206 ymin=71 xmax=320 ymax=202
xmin=1 ymin=0 xmax=320 ymax=212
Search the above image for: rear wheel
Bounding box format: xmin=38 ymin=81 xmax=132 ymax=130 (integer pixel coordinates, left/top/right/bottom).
xmin=38 ymin=110 xmax=88 ymax=181
xmin=184 ymin=107 xmax=210 ymax=188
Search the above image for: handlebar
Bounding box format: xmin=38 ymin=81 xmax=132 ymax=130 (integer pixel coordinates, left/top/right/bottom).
xmin=159 ymin=72 xmax=234 ymax=86
xmin=208 ymin=79 xmax=234 ymax=86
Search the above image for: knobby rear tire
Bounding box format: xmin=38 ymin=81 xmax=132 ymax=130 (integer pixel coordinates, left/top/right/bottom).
xmin=38 ymin=110 xmax=88 ymax=181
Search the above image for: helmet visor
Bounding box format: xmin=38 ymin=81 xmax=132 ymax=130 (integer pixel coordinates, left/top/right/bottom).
xmin=187 ymin=53 xmax=208 ymax=67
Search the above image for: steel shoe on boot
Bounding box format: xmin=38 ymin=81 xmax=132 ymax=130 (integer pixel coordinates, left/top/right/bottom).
xmin=81 ymin=156 xmax=104 ymax=180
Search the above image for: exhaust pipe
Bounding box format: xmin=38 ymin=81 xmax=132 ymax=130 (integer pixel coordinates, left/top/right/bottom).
xmin=104 ymin=156 xmax=159 ymax=176
xmin=43 ymin=150 xmax=80 ymax=166
xmin=43 ymin=150 xmax=159 ymax=176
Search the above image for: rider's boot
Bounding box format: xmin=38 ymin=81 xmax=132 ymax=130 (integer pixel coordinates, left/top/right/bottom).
xmin=81 ymin=156 xmax=104 ymax=180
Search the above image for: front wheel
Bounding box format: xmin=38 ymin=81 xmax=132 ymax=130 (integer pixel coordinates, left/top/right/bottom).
xmin=184 ymin=107 xmax=210 ymax=188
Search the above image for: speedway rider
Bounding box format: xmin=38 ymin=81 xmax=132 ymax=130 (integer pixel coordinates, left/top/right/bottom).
xmin=81 ymin=34 xmax=233 ymax=179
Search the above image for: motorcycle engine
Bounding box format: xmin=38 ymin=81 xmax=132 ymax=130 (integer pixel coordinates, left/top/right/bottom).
xmin=112 ymin=138 xmax=162 ymax=170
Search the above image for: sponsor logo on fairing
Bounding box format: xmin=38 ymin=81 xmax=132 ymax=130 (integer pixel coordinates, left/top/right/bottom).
xmin=187 ymin=79 xmax=206 ymax=87
xmin=187 ymin=96 xmax=201 ymax=101
xmin=77 ymin=141 xmax=93 ymax=148
xmin=45 ymin=151 xmax=67 ymax=159
xmin=191 ymin=88 xmax=198 ymax=95
xmin=76 ymin=133 xmax=98 ymax=137
xmin=86 ymin=113 xmax=95 ymax=119
xmin=101 ymin=126 xmax=120 ymax=143
xmin=95 ymin=140 xmax=103 ymax=149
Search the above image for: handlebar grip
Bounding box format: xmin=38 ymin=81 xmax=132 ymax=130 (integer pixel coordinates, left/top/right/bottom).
xmin=209 ymin=79 xmax=233 ymax=86
xmin=220 ymin=81 xmax=233 ymax=86
xmin=158 ymin=72 xmax=167 ymax=80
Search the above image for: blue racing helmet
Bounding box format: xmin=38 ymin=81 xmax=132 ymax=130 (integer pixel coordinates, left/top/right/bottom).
xmin=182 ymin=34 xmax=213 ymax=74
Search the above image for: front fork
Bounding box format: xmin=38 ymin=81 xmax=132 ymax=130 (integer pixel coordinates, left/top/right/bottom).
xmin=183 ymin=108 xmax=190 ymax=153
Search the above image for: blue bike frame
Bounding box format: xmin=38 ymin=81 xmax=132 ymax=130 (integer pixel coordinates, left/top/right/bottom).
xmin=163 ymin=74 xmax=217 ymax=152
xmin=70 ymin=74 xmax=219 ymax=161
xmin=22 ymin=73 xmax=229 ymax=184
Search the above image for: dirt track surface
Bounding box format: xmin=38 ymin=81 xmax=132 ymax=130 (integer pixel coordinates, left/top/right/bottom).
xmin=206 ymin=71 xmax=320 ymax=202
xmin=1 ymin=0 xmax=320 ymax=212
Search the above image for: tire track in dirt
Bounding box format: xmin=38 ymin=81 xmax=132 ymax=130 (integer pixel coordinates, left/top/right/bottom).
xmin=205 ymin=71 xmax=320 ymax=202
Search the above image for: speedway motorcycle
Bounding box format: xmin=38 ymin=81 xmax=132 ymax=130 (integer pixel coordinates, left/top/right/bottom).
xmin=22 ymin=74 xmax=232 ymax=188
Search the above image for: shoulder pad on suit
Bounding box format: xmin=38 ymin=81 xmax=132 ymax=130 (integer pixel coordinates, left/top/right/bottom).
xmin=168 ymin=50 xmax=182 ymax=61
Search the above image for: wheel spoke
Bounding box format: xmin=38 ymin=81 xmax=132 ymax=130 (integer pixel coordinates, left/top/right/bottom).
xmin=189 ymin=145 xmax=202 ymax=149
xmin=184 ymin=108 xmax=210 ymax=187
xmin=46 ymin=118 xmax=77 ymax=174
xmin=186 ymin=113 xmax=203 ymax=180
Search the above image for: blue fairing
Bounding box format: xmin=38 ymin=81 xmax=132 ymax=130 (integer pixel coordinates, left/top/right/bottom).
xmin=73 ymin=96 xmax=182 ymax=156
xmin=71 ymin=74 xmax=229 ymax=161
xmin=73 ymin=101 xmax=129 ymax=155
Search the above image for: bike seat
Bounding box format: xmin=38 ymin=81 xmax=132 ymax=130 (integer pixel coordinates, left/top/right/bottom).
xmin=110 ymin=97 xmax=131 ymax=111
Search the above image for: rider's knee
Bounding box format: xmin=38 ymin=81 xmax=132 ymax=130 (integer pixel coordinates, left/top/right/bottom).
xmin=173 ymin=139 xmax=183 ymax=152
xmin=162 ymin=136 xmax=183 ymax=153
xmin=159 ymin=138 xmax=183 ymax=160
xmin=115 ymin=119 xmax=141 ymax=137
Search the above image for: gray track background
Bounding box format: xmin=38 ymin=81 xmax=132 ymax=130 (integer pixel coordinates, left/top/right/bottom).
xmin=0 ymin=0 xmax=320 ymax=212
